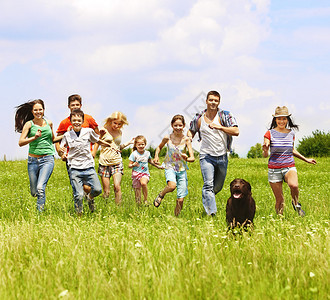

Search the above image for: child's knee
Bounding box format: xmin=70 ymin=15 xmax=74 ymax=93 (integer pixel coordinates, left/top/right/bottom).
xmin=114 ymin=185 xmax=121 ymax=193
xmin=141 ymin=181 xmax=148 ymax=188
xmin=168 ymin=182 xmax=176 ymax=191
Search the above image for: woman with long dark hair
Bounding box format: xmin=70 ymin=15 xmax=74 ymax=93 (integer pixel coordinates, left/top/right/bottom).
xmin=263 ymin=106 xmax=316 ymax=216
xmin=15 ymin=99 xmax=62 ymax=212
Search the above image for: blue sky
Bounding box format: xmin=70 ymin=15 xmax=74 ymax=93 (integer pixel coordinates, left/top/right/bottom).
xmin=2 ymin=0 xmax=329 ymax=159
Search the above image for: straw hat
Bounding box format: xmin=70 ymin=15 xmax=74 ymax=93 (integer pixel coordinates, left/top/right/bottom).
xmin=272 ymin=106 xmax=291 ymax=117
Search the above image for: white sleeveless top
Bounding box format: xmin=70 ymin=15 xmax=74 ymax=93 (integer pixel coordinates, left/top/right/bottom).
xmin=200 ymin=114 xmax=227 ymax=156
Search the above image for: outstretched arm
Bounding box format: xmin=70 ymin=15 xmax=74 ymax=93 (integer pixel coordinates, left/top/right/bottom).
xmin=293 ymin=149 xmax=317 ymax=164
xmin=120 ymin=137 xmax=135 ymax=150
xmin=148 ymin=158 xmax=164 ymax=169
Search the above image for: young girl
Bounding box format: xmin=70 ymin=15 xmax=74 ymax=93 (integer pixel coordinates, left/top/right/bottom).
xmin=92 ymin=111 xmax=134 ymax=204
xmin=153 ymin=115 xmax=195 ymax=216
xmin=263 ymin=106 xmax=317 ymax=216
xmin=128 ymin=135 xmax=163 ymax=205
xmin=15 ymin=99 xmax=62 ymax=212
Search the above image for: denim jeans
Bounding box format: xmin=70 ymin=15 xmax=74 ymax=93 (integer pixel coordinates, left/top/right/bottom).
xmin=199 ymin=154 xmax=228 ymax=215
xmin=70 ymin=167 xmax=102 ymax=213
xmin=28 ymin=155 xmax=55 ymax=212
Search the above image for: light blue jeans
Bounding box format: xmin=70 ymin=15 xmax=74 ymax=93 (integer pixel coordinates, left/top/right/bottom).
xmin=199 ymin=154 xmax=228 ymax=215
xmin=70 ymin=167 xmax=102 ymax=213
xmin=28 ymin=155 xmax=55 ymax=212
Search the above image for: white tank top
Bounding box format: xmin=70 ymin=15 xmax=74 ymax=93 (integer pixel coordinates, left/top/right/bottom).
xmin=200 ymin=113 xmax=227 ymax=156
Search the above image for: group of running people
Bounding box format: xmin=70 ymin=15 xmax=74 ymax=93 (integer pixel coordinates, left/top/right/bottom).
xmin=15 ymin=91 xmax=316 ymax=217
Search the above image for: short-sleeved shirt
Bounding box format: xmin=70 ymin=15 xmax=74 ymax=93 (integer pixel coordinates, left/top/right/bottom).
xmin=129 ymin=150 xmax=151 ymax=176
xmin=56 ymin=114 xmax=98 ymax=135
xmin=264 ymin=129 xmax=295 ymax=169
xmin=60 ymin=128 xmax=99 ymax=169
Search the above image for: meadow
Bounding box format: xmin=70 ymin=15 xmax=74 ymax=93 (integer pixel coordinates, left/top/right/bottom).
xmin=0 ymin=157 xmax=328 ymax=299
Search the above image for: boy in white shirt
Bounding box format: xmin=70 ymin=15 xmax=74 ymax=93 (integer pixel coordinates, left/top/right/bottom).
xmin=60 ymin=109 xmax=110 ymax=214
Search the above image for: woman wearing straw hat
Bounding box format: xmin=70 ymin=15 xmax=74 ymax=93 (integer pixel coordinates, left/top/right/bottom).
xmin=263 ymin=106 xmax=317 ymax=216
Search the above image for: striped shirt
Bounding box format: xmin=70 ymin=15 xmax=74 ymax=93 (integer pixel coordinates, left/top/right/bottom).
xmin=264 ymin=129 xmax=295 ymax=169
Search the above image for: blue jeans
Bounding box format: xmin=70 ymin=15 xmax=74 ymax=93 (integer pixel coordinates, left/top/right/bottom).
xmin=199 ymin=154 xmax=228 ymax=215
xmin=28 ymin=155 xmax=55 ymax=212
xmin=70 ymin=167 xmax=102 ymax=213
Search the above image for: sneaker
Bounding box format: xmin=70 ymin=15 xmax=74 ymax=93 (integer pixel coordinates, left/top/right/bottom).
xmin=292 ymin=201 xmax=305 ymax=217
xmin=296 ymin=206 xmax=305 ymax=217
xmin=85 ymin=192 xmax=95 ymax=212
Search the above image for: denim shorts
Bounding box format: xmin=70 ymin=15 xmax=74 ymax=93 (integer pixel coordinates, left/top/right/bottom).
xmin=268 ymin=167 xmax=297 ymax=183
xmin=165 ymin=169 xmax=188 ymax=199
xmin=98 ymin=163 xmax=123 ymax=177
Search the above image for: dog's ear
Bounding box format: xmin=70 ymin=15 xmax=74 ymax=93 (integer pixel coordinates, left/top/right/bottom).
xmin=245 ymin=180 xmax=251 ymax=192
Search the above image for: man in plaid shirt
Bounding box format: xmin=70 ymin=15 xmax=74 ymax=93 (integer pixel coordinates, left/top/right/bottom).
xmin=187 ymin=91 xmax=239 ymax=216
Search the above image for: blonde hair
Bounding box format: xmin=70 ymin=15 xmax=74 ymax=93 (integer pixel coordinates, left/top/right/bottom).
xmin=104 ymin=111 xmax=129 ymax=127
xmin=133 ymin=135 xmax=147 ymax=151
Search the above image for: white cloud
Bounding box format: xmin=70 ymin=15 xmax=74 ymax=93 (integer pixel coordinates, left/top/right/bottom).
xmin=2 ymin=0 xmax=329 ymax=160
xmin=319 ymin=102 xmax=330 ymax=111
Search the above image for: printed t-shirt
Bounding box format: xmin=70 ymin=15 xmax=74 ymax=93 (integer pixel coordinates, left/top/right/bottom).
xmin=129 ymin=150 xmax=151 ymax=176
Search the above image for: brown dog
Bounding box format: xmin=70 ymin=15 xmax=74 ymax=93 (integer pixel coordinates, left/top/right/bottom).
xmin=226 ymin=179 xmax=256 ymax=229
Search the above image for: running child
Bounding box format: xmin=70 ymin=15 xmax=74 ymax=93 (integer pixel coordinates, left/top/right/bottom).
xmin=56 ymin=94 xmax=99 ymax=196
xmin=92 ymin=111 xmax=134 ymax=204
xmin=128 ymin=135 xmax=163 ymax=205
xmin=60 ymin=109 xmax=111 ymax=215
xmin=153 ymin=115 xmax=195 ymax=216
xmin=263 ymin=106 xmax=317 ymax=216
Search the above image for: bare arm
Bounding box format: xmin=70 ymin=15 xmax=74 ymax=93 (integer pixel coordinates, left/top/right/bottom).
xmin=94 ymin=126 xmax=100 ymax=135
xmin=185 ymin=137 xmax=195 ymax=163
xmin=49 ymin=121 xmax=63 ymax=143
xmin=18 ymin=122 xmax=41 ymax=147
xmin=92 ymin=142 xmax=100 ymax=158
xmin=187 ymin=129 xmax=195 ymax=140
xmin=262 ymin=137 xmax=270 ymax=158
xmin=120 ymin=137 xmax=135 ymax=150
xmin=128 ymin=160 xmax=139 ymax=168
xmin=154 ymin=136 xmax=169 ymax=164
xmin=293 ymin=149 xmax=317 ymax=164
xmin=208 ymin=123 xmax=239 ymax=136
xmin=148 ymin=158 xmax=164 ymax=169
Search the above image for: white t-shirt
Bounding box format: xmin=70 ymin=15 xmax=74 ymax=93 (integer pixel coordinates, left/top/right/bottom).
xmin=200 ymin=114 xmax=227 ymax=156
xmin=60 ymin=128 xmax=99 ymax=169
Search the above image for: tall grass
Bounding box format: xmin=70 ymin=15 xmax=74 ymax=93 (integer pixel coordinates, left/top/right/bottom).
xmin=0 ymin=158 xmax=328 ymax=299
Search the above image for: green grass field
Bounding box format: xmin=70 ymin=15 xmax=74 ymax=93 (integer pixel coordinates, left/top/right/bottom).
xmin=0 ymin=157 xmax=329 ymax=299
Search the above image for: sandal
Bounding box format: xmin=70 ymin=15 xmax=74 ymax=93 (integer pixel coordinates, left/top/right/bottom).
xmin=154 ymin=192 xmax=164 ymax=208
